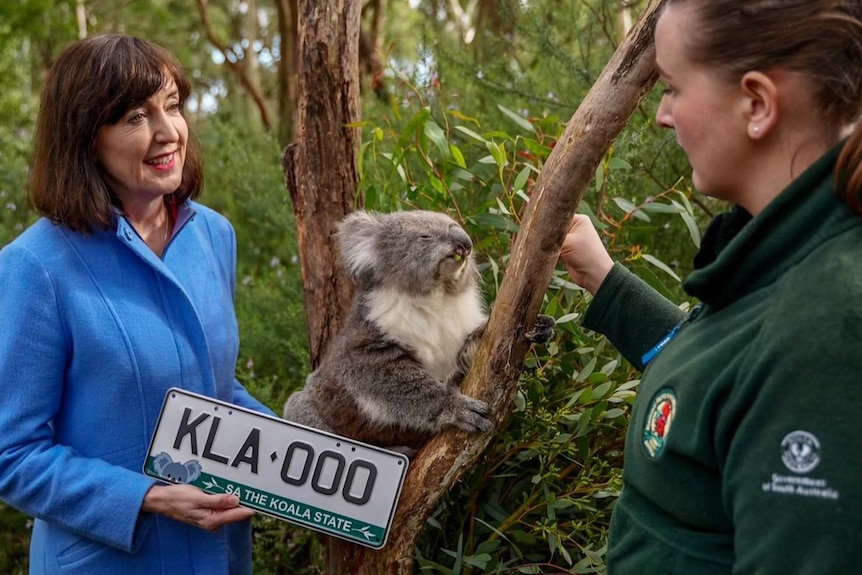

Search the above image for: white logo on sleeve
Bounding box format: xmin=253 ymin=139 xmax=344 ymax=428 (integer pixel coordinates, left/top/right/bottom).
xmin=761 ymin=430 xmax=839 ymax=501
xmin=780 ymin=430 xmax=820 ymax=474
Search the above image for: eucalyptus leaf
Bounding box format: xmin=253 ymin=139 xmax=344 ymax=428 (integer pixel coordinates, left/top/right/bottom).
xmin=423 ymin=120 xmax=450 ymax=158
xmin=514 ymin=165 xmax=531 ymax=193
xmin=680 ymin=210 xmax=702 ymax=248
xmin=642 ymin=253 xmax=682 ymax=281
xmin=575 ymin=357 xmax=597 ymax=383
xmin=498 ymin=104 xmax=536 ymax=133
xmin=641 ymin=201 xmax=682 ymax=214
xmin=449 ymin=143 xmax=466 ymax=168
xmin=556 ymin=312 xmax=580 ymax=324
xmin=463 ymin=553 xmax=492 ymax=569
xmin=577 ymin=202 xmax=608 ymax=230
xmin=608 ymin=157 xmax=632 ymax=171
xmin=592 ymin=381 xmax=612 ymax=399
xmin=471 ymin=212 xmax=520 ymax=233
xmin=455 ymin=125 xmax=487 ymax=143
xmin=594 ymin=164 xmax=604 ymax=192
xmin=611 ymin=196 xmax=637 ymax=213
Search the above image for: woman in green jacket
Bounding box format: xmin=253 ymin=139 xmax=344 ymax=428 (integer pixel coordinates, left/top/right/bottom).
xmin=561 ymin=1 xmax=862 ymax=573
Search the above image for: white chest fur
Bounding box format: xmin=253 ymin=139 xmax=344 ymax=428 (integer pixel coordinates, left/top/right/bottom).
xmin=366 ymin=287 xmax=487 ymax=382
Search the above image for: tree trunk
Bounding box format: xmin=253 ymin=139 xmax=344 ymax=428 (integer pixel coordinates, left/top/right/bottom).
xmin=282 ymin=0 xmax=362 ymax=371
xmin=282 ymin=2 xmax=362 ymax=570
xmin=275 ymin=0 xmax=299 ymax=146
xmin=318 ymin=0 xmax=665 ymax=572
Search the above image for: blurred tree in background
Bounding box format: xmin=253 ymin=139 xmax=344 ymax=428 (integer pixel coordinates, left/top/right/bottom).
xmin=0 ymin=1 xmax=722 ymax=573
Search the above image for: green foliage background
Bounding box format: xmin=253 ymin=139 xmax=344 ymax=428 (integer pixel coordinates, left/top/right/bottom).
xmin=0 ymin=1 xmax=724 ymax=573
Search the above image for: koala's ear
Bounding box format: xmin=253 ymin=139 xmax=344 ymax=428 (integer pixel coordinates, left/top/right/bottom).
xmin=337 ymin=210 xmax=382 ymax=279
xmin=153 ymin=452 xmax=172 ymax=475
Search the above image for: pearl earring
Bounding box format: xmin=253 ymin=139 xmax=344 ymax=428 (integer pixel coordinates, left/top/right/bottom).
xmin=753 ymin=126 xmax=760 ymax=134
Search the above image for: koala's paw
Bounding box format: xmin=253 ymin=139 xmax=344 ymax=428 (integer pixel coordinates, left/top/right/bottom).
xmin=524 ymin=314 xmax=555 ymax=344
xmin=450 ymin=394 xmax=492 ymax=434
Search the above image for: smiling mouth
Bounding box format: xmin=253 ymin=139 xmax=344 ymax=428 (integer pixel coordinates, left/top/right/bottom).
xmin=146 ymin=152 xmax=176 ymax=170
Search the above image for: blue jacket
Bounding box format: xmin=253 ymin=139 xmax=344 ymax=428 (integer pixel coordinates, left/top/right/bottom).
xmin=0 ymin=201 xmax=273 ymax=574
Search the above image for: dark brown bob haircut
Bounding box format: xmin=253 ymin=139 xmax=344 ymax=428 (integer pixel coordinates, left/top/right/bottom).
xmin=29 ymin=35 xmax=203 ymax=233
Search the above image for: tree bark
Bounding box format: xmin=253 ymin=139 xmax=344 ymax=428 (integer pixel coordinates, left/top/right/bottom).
xmin=275 ymin=0 xmax=299 ymax=146
xmin=321 ymin=0 xmax=665 ymax=572
xmin=282 ymin=0 xmax=362 ymax=371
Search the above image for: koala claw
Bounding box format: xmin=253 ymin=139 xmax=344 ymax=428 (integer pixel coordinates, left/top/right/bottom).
xmin=453 ymin=394 xmax=492 ymax=433
xmin=524 ymin=314 xmax=555 ymax=344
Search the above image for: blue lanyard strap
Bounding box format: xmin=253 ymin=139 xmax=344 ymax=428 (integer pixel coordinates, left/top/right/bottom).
xmin=641 ymin=304 xmax=704 ymax=367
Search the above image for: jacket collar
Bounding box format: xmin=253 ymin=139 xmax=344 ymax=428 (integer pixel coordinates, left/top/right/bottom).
xmin=113 ymin=201 xmax=197 ymax=270
xmin=683 ymin=143 xmax=858 ymax=309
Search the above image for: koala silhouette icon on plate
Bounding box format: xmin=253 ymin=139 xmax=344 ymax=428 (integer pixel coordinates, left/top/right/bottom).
xmin=152 ymin=452 xmax=203 ymax=484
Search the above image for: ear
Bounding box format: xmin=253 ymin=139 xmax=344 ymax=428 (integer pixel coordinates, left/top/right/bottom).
xmin=740 ymin=71 xmax=779 ymax=140
xmin=337 ymin=210 xmax=382 ymax=279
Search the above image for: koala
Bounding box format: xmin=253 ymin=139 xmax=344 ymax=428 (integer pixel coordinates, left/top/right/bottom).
xmin=282 ymin=209 xmax=492 ymax=455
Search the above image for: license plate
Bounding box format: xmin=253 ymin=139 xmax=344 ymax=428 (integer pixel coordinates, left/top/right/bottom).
xmin=143 ymin=388 xmax=409 ymax=549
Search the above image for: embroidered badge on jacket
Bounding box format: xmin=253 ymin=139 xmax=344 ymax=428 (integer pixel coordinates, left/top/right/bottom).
xmin=643 ymin=388 xmax=676 ymax=459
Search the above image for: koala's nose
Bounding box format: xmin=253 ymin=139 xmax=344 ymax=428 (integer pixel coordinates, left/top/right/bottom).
xmin=451 ymin=228 xmax=473 ymax=258
xmin=455 ymin=243 xmax=472 ymax=259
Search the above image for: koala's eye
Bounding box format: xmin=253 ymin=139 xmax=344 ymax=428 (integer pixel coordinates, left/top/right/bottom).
xmin=419 ymin=234 xmax=433 ymax=240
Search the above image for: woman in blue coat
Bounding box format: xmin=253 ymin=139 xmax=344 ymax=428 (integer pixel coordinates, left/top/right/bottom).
xmin=0 ymin=35 xmax=273 ymax=574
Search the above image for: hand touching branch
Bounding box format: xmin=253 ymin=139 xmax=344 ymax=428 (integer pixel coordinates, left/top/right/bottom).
xmin=560 ymin=214 xmax=614 ymax=295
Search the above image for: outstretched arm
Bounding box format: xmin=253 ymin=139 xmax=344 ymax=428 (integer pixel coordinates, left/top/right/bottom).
xmin=561 ymin=215 xmax=684 ymax=370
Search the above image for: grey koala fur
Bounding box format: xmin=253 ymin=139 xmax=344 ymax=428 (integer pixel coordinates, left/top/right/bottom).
xmin=282 ymin=209 xmax=491 ymax=454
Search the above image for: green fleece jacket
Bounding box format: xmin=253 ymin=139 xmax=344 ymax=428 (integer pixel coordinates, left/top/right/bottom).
xmin=583 ymin=144 xmax=862 ymax=574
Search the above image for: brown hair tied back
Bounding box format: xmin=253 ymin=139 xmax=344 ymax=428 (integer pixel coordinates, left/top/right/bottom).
xmin=665 ymin=0 xmax=862 ymax=212
xmin=29 ymin=35 xmax=203 ymax=233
